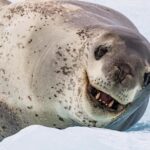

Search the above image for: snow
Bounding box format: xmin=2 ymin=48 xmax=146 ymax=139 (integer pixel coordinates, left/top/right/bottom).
xmin=0 ymin=0 xmax=150 ymax=150
xmin=1 ymin=125 xmax=150 ymax=150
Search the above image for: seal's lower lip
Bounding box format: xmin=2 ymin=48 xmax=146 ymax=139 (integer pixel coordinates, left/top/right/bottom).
xmin=87 ymin=84 xmax=126 ymax=113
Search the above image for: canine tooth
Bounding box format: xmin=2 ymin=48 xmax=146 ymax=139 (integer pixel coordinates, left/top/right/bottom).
xmin=99 ymin=99 xmax=102 ymax=102
xmin=117 ymin=105 xmax=124 ymax=111
xmin=108 ymin=100 xmax=114 ymax=108
xmin=95 ymin=92 xmax=101 ymax=100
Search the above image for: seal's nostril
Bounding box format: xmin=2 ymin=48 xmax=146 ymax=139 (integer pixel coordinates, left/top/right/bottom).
xmin=114 ymin=64 xmax=132 ymax=84
xmin=144 ymin=72 xmax=150 ymax=87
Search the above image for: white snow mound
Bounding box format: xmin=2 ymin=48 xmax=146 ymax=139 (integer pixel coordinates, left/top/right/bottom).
xmin=0 ymin=125 xmax=150 ymax=150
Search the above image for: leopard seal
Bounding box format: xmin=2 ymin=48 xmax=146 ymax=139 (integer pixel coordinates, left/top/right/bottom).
xmin=0 ymin=0 xmax=149 ymax=139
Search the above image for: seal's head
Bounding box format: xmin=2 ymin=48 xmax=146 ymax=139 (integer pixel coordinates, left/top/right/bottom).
xmin=69 ymin=27 xmax=150 ymax=127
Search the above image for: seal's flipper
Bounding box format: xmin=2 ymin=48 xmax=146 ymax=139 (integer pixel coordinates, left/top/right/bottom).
xmin=0 ymin=0 xmax=11 ymax=7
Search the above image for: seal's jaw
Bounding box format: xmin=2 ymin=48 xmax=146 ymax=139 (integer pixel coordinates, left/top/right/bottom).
xmin=87 ymin=84 xmax=127 ymax=113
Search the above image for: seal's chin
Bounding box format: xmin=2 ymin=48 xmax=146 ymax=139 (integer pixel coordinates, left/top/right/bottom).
xmin=87 ymin=84 xmax=127 ymax=113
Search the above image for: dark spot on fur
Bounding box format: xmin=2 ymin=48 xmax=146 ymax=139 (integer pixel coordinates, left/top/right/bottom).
xmin=56 ymin=51 xmax=62 ymax=57
xmin=6 ymin=15 xmax=11 ymax=20
xmin=27 ymin=106 xmax=33 ymax=109
xmin=2 ymin=126 xmax=6 ymax=130
xmin=56 ymin=89 xmax=63 ymax=94
xmin=63 ymin=58 xmax=67 ymax=61
xmin=28 ymin=39 xmax=32 ymax=44
xmin=54 ymin=61 xmax=58 ymax=65
xmin=60 ymin=66 xmax=71 ymax=75
xmin=76 ymin=30 xmax=85 ymax=36
xmin=105 ymin=8 xmax=110 ymax=12
xmin=58 ymin=116 xmax=64 ymax=122
xmin=66 ymin=48 xmax=70 ymax=52
xmin=35 ymin=114 xmax=39 ymax=117
xmin=30 ymin=25 xmax=34 ymax=28
xmin=68 ymin=106 xmax=71 ymax=110
xmin=19 ymin=109 xmax=22 ymax=113
xmin=78 ymin=87 xmax=81 ymax=96
xmin=28 ymin=96 xmax=32 ymax=101
xmin=78 ymin=111 xmax=83 ymax=114
xmin=73 ymin=64 xmax=77 ymax=67
xmin=0 ymin=68 xmax=5 ymax=74
xmin=55 ymin=70 xmax=60 ymax=73
xmin=64 ymin=106 xmax=68 ymax=110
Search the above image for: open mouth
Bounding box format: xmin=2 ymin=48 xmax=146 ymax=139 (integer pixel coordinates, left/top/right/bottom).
xmin=87 ymin=84 xmax=126 ymax=113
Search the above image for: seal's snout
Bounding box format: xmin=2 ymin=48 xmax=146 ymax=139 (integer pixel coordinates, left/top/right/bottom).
xmin=113 ymin=63 xmax=133 ymax=85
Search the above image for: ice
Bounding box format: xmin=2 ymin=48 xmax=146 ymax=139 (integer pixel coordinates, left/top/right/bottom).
xmin=0 ymin=0 xmax=150 ymax=150
xmin=0 ymin=125 xmax=150 ymax=150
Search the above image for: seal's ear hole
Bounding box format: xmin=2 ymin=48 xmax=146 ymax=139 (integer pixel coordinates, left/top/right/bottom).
xmin=94 ymin=45 xmax=108 ymax=60
xmin=143 ymin=72 xmax=150 ymax=87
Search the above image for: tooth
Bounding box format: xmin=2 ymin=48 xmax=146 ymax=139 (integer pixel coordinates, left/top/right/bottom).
xmin=108 ymin=100 xmax=114 ymax=108
xmin=95 ymin=92 xmax=101 ymax=100
xmin=117 ymin=105 xmax=124 ymax=111
xmin=99 ymin=99 xmax=102 ymax=102
xmin=102 ymin=100 xmax=106 ymax=104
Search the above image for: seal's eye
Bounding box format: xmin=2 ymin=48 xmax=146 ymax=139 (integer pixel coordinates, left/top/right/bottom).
xmin=94 ymin=45 xmax=108 ymax=60
xmin=144 ymin=72 xmax=150 ymax=87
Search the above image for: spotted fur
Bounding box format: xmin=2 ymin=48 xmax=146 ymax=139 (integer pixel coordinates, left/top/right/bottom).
xmin=0 ymin=0 xmax=149 ymax=140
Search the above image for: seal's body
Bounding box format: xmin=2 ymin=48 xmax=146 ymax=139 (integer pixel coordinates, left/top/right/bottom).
xmin=0 ymin=0 xmax=149 ymax=139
